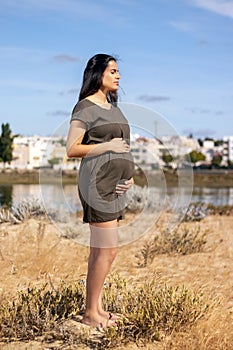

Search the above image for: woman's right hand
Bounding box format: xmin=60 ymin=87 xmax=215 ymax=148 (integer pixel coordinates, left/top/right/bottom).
xmin=107 ymin=138 xmax=130 ymax=153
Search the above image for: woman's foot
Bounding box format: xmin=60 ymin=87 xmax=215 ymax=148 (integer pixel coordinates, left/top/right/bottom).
xmin=81 ymin=312 xmax=117 ymax=329
xmin=98 ymin=310 xmax=120 ymax=321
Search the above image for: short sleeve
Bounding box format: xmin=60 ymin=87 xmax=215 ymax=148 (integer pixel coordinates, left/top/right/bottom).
xmin=70 ymin=100 xmax=97 ymax=130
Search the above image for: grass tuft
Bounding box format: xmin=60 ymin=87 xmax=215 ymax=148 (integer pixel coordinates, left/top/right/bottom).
xmin=102 ymin=276 xmax=208 ymax=348
xmin=136 ymin=224 xmax=207 ymax=267
xmin=0 ymin=281 xmax=85 ymax=341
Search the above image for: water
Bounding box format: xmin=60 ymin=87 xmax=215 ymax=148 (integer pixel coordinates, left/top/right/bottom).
xmin=0 ymin=184 xmax=233 ymax=209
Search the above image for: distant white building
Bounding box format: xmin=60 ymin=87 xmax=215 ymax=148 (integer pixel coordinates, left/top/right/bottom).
xmin=223 ymin=136 xmax=233 ymax=164
xmin=130 ymin=134 xmax=162 ymax=170
xmin=160 ymin=135 xmax=200 ymax=156
xmin=130 ymin=134 xmax=199 ymax=169
xmin=7 ymin=135 xmax=79 ymax=170
xmin=159 ymin=135 xmax=200 ymax=168
xmin=201 ymin=139 xmax=215 ymax=163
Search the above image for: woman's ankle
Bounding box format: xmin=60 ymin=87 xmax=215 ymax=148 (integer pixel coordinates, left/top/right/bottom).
xmin=83 ymin=309 xmax=98 ymax=319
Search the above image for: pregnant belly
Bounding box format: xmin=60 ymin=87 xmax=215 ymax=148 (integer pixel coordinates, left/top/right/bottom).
xmin=95 ymin=152 xmax=134 ymax=197
xmin=79 ymin=152 xmax=135 ymax=203
xmin=101 ymin=152 xmax=134 ymax=181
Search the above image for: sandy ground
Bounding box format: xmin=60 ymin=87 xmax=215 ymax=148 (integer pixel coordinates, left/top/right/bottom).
xmin=0 ymin=213 xmax=233 ymax=349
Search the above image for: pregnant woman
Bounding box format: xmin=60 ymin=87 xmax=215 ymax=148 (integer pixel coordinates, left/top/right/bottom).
xmin=66 ymin=54 xmax=134 ymax=328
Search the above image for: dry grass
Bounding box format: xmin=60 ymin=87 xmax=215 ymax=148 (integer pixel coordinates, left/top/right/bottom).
xmin=0 ymin=211 xmax=232 ymax=349
xmin=0 ymin=198 xmax=47 ymax=224
xmin=206 ymin=203 xmax=233 ymax=216
xmin=136 ymin=224 xmax=207 ymax=267
xmin=0 ymin=282 xmax=85 ymax=342
xmin=0 ymin=275 xmax=208 ymax=349
xmin=102 ymin=277 xmax=208 ymax=349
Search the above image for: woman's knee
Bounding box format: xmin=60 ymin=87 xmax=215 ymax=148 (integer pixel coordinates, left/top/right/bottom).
xmin=97 ymin=247 xmax=118 ymax=263
xmin=108 ymin=247 xmax=118 ymax=261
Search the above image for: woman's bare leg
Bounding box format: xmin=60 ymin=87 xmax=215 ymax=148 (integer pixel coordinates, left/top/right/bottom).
xmin=97 ymin=285 xmax=119 ymax=320
xmin=82 ymin=220 xmax=118 ymax=327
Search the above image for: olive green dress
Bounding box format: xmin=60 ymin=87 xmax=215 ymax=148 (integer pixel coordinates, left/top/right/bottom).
xmin=70 ymin=99 xmax=135 ymax=223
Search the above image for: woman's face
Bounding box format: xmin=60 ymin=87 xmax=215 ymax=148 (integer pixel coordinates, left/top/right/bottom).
xmin=101 ymin=60 xmax=120 ymax=92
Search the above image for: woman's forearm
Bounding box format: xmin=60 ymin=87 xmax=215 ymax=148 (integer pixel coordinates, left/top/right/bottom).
xmin=66 ymin=142 xmax=110 ymax=158
xmin=66 ymin=119 xmax=131 ymax=159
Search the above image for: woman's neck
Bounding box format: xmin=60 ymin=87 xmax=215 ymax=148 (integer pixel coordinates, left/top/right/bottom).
xmin=87 ymin=89 xmax=109 ymax=104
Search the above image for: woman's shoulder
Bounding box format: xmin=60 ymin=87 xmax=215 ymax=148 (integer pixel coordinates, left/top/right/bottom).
xmin=71 ymin=99 xmax=98 ymax=126
xmin=72 ymin=99 xmax=93 ymax=114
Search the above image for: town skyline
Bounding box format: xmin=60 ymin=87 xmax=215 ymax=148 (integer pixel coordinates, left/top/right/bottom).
xmin=2 ymin=131 xmax=231 ymax=171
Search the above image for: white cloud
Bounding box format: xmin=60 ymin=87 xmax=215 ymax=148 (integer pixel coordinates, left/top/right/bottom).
xmin=138 ymin=95 xmax=171 ymax=102
xmin=168 ymin=20 xmax=194 ymax=32
xmin=47 ymin=110 xmax=70 ymax=117
xmin=191 ymin=0 xmax=233 ymax=19
xmin=182 ymin=128 xmax=216 ymax=136
xmin=52 ymin=54 xmax=81 ymax=63
xmin=0 ymin=46 xmax=82 ymax=65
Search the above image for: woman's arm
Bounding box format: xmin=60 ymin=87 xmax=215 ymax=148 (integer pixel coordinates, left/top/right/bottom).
xmin=66 ymin=120 xmax=130 ymax=158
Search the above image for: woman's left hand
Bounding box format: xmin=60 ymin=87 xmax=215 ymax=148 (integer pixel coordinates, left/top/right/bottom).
xmin=115 ymin=177 xmax=134 ymax=196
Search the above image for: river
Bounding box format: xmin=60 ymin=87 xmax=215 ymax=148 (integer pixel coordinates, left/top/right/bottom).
xmin=0 ymin=184 xmax=233 ymax=210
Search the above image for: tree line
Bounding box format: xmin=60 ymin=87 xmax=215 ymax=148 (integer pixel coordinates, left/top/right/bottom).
xmin=162 ymin=150 xmax=225 ymax=168
xmin=0 ymin=123 xmax=15 ymax=167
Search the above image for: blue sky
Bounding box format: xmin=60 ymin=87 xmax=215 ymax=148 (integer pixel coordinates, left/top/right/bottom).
xmin=0 ymin=0 xmax=233 ymax=139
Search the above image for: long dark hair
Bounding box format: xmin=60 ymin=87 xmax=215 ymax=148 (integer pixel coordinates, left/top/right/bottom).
xmin=78 ymin=53 xmax=118 ymax=104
